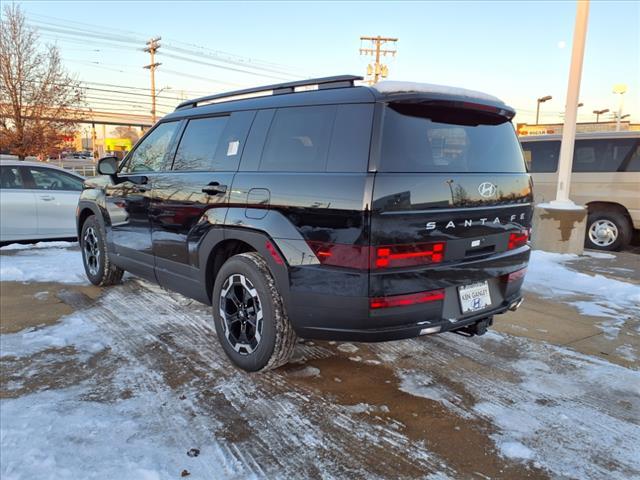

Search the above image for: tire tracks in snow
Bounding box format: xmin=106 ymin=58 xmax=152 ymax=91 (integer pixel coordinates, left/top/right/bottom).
xmin=84 ymin=279 xmax=457 ymax=479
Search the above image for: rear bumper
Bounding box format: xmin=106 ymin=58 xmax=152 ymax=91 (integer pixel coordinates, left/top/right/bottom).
xmin=292 ymin=293 xmax=522 ymax=342
xmin=286 ymin=246 xmax=530 ymax=342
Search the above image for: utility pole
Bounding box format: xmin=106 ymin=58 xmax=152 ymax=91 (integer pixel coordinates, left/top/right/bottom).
xmin=359 ymin=36 xmax=397 ymax=84
xmin=143 ymin=37 xmax=162 ymax=123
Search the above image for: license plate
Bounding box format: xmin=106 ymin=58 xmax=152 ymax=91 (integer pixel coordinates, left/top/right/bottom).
xmin=458 ymin=281 xmax=492 ymax=314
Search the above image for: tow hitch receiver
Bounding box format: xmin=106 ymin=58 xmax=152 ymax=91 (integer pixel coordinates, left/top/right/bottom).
xmin=453 ymin=317 xmax=493 ymax=337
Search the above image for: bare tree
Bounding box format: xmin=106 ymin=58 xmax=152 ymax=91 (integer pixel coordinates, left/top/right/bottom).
xmin=110 ymin=126 xmax=140 ymax=144
xmin=0 ymin=4 xmax=84 ymax=159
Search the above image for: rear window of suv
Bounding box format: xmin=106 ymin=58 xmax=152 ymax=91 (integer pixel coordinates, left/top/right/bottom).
xmin=380 ymin=104 xmax=525 ymax=173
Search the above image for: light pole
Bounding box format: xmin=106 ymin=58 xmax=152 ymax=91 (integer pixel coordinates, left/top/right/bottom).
xmin=536 ymin=95 xmax=552 ymax=125
xmin=613 ymin=84 xmax=627 ymax=132
xmin=593 ymin=108 xmax=609 ymax=123
xmin=532 ymin=0 xmax=590 ymax=255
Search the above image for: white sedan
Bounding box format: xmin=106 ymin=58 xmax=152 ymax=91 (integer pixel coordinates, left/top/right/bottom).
xmin=0 ymin=160 xmax=85 ymax=244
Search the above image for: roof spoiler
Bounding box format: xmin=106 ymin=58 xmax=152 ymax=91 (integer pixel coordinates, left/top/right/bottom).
xmin=388 ymin=96 xmax=516 ymax=124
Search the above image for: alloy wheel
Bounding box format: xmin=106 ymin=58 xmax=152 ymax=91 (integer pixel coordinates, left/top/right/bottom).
xmin=83 ymin=226 xmax=101 ymax=276
xmin=219 ymin=274 xmax=263 ymax=355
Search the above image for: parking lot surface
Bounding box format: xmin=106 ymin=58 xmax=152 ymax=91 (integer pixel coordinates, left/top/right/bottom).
xmin=1 ymin=244 xmax=639 ymax=479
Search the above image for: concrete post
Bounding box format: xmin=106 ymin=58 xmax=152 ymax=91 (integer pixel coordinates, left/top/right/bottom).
xmin=532 ymin=0 xmax=589 ymax=255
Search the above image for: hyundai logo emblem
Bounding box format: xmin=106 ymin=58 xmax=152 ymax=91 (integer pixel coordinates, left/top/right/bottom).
xmin=478 ymin=182 xmax=497 ymax=198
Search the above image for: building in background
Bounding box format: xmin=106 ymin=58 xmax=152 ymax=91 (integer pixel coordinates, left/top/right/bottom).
xmin=517 ymin=121 xmax=639 ymax=136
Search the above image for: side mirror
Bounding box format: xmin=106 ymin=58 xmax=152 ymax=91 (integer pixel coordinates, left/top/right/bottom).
xmin=97 ymin=156 xmax=119 ymax=176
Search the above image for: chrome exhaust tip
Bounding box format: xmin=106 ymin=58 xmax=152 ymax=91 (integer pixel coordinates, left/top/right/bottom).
xmin=508 ymin=298 xmax=524 ymax=312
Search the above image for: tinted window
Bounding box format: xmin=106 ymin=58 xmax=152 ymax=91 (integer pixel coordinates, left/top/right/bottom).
xmin=381 ymin=106 xmax=525 ymax=173
xmin=260 ymin=106 xmax=336 ymax=172
xmin=521 ymin=141 xmax=560 ymax=173
xmin=623 ymin=141 xmax=640 ymax=172
xmin=327 ymin=104 xmax=373 ymax=172
xmin=0 ymin=166 xmax=24 ymax=189
xmin=27 ymin=167 xmax=83 ymax=191
xmin=573 ymin=138 xmax=638 ymax=172
xmin=124 ymin=121 xmax=179 ymax=173
xmin=173 ymin=116 xmax=228 ymax=171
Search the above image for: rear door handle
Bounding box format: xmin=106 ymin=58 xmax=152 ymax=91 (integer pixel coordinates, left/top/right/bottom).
xmin=39 ymin=195 xmax=55 ymax=201
xmin=202 ymin=182 xmax=227 ymax=195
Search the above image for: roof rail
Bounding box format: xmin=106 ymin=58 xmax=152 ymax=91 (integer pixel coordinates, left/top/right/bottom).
xmin=175 ymin=74 xmax=363 ymax=110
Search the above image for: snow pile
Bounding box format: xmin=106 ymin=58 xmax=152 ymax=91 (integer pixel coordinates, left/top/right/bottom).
xmin=0 ymin=243 xmax=87 ymax=284
xmin=0 ymin=313 xmax=106 ymax=359
xmin=524 ymin=250 xmax=640 ymax=334
xmin=374 ymin=80 xmax=504 ymax=103
xmin=0 ymin=241 xmax=77 ymax=251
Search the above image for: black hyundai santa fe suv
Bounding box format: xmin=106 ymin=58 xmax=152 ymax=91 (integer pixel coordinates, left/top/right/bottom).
xmin=78 ymin=75 xmax=532 ymax=372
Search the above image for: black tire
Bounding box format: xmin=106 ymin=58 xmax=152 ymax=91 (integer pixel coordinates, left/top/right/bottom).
xmin=212 ymin=252 xmax=296 ymax=372
xmin=80 ymin=215 xmax=124 ymax=286
xmin=585 ymin=210 xmax=632 ymax=251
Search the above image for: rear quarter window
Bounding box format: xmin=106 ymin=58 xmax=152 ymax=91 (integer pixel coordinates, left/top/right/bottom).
xmin=260 ymin=105 xmax=336 ymax=172
xmin=521 ymin=141 xmax=560 ymax=173
xmin=380 ymin=105 xmax=525 ymax=173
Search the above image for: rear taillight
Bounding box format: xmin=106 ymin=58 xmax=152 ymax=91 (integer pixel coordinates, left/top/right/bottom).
xmin=506 ymin=267 xmax=527 ymax=283
xmin=370 ymin=289 xmax=445 ymax=309
xmin=307 ymin=242 xmax=370 ymax=269
xmin=307 ymin=241 xmax=446 ymax=269
xmin=373 ymin=242 xmax=445 ymax=269
xmin=508 ymin=230 xmax=529 ymax=250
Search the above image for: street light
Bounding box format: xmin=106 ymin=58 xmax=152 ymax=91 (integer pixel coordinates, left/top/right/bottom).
xmin=613 ymin=84 xmax=627 ymax=132
xmin=536 ymin=95 xmax=552 ymax=125
xmin=593 ymin=108 xmax=609 ymax=123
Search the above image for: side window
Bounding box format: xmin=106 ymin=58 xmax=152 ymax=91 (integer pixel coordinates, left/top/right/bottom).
xmin=327 ymin=104 xmax=374 ymax=172
xmin=623 ymin=141 xmax=640 ymax=172
xmin=0 ymin=166 xmax=24 ymax=189
xmin=521 ymin=141 xmax=560 ymax=173
xmin=173 ymin=116 xmax=229 ymax=171
xmin=239 ymin=109 xmax=275 ymax=171
xmin=573 ymin=138 xmax=637 ymax=172
xmin=260 ymin=105 xmax=336 ymax=172
xmin=124 ymin=121 xmax=179 ymax=173
xmin=27 ymin=168 xmax=83 ymax=191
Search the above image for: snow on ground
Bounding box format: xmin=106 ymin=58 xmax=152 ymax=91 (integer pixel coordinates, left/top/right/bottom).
xmin=379 ymin=332 xmax=640 ymax=479
xmin=0 ymin=242 xmax=87 ymax=284
xmin=1 ymin=279 xmax=455 ymax=479
xmin=2 ymin=244 xmax=640 ymax=479
xmin=524 ymin=250 xmax=640 ymax=336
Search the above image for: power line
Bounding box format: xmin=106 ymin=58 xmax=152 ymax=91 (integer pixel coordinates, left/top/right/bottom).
xmin=27 ymin=17 xmax=303 ymax=80
xmin=159 ymin=51 xmax=290 ymax=81
xmin=27 ymin=12 xmax=302 ymax=75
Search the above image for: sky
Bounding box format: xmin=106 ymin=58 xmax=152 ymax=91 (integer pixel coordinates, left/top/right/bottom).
xmin=9 ymin=0 xmax=640 ymax=125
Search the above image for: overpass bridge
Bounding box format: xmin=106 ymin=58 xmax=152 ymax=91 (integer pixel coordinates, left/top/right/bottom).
xmin=74 ymin=109 xmax=155 ymax=128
